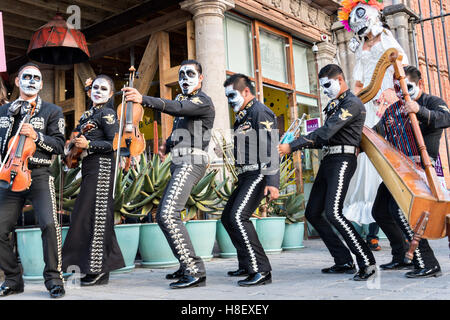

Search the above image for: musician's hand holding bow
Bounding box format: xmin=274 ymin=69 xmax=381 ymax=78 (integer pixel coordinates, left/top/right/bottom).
xmin=122 ymin=87 xmax=143 ymax=104
xmin=404 ymin=100 xmax=420 ymax=114
xmin=278 ymin=143 xmax=291 ymax=157
xmin=20 ymin=123 xmax=37 ymax=140
xmin=74 ymin=135 xmax=89 ymax=149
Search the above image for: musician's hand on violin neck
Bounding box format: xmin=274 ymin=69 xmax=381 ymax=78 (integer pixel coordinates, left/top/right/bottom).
xmin=278 ymin=143 xmax=291 ymax=157
xmin=20 ymin=123 xmax=37 ymax=140
xmin=404 ymin=100 xmax=420 ymax=114
xmin=74 ymin=135 xmax=89 ymax=149
xmin=122 ymin=87 xmax=143 ymax=104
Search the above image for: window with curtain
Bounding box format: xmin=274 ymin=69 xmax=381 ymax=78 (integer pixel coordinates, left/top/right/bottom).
xmin=293 ymin=40 xmax=318 ymax=95
xmin=259 ymin=30 xmax=288 ymax=83
xmin=224 ymin=14 xmax=254 ymax=76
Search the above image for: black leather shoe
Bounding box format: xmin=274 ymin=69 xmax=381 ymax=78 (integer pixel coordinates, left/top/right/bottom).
xmin=321 ymin=263 xmax=356 ymax=274
xmin=238 ymin=272 xmax=272 ymax=287
xmin=405 ymin=266 xmax=442 ymax=278
xmin=81 ymin=273 xmax=109 ymax=286
xmin=166 ymin=268 xmax=184 ymax=280
xmin=227 ymin=269 xmax=249 ymax=277
xmin=380 ymin=260 xmax=413 ymax=270
xmin=353 ymin=265 xmax=376 ymax=281
xmin=48 ymin=285 xmax=65 ymax=299
xmin=0 ymin=285 xmax=24 ymax=297
xmin=169 ymin=275 xmax=206 ymax=289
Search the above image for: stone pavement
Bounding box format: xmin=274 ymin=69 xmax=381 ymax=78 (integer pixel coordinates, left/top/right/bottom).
xmin=1 ymin=238 xmax=449 ymax=300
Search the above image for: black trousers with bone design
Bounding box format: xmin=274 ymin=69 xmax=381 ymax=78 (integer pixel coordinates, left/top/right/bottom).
xmin=305 ymin=154 xmax=376 ymax=270
xmin=221 ymin=170 xmax=272 ymax=274
xmin=156 ymin=159 xmax=207 ymax=277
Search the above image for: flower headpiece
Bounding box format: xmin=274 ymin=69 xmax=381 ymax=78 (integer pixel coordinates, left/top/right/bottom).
xmin=338 ymin=0 xmax=384 ymax=32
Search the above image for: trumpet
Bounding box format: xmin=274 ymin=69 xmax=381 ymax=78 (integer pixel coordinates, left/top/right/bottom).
xmin=212 ymin=129 xmax=238 ymax=183
xmin=280 ymin=113 xmax=307 ymax=144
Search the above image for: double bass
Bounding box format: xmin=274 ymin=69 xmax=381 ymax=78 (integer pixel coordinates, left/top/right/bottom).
xmin=113 ymin=66 xmax=145 ymax=171
xmin=0 ymin=101 xmax=37 ymax=192
xmin=357 ymin=48 xmax=450 ymax=257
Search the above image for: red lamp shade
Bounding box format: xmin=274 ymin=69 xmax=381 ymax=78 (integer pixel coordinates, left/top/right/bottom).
xmin=27 ymin=13 xmax=90 ymax=65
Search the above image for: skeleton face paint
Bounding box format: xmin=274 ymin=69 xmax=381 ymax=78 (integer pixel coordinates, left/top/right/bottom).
xmin=349 ymin=4 xmax=383 ymax=38
xmin=91 ymin=78 xmax=112 ymax=105
xmin=319 ymin=77 xmax=341 ymax=100
xmin=225 ymin=85 xmax=245 ymax=113
xmin=406 ymin=79 xmax=420 ymax=100
xmin=19 ymin=67 xmax=42 ymax=96
xmin=178 ymin=65 xmax=199 ymax=95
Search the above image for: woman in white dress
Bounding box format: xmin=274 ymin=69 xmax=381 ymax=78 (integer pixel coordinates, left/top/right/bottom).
xmin=338 ymin=2 xmax=409 ymax=245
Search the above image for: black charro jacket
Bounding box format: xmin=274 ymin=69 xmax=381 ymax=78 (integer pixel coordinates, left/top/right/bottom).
xmin=233 ymin=98 xmax=280 ymax=188
xmin=142 ymin=89 xmax=215 ymax=153
xmin=0 ymin=96 xmax=65 ymax=167
xmin=289 ymin=90 xmax=366 ymax=151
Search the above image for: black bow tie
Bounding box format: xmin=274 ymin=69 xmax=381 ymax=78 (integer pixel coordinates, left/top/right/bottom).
xmin=8 ymin=99 xmax=30 ymax=116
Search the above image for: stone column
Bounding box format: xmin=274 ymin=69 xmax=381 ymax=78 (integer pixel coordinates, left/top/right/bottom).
xmin=180 ymin=0 xmax=234 ymax=134
xmin=315 ymin=40 xmax=337 ymax=110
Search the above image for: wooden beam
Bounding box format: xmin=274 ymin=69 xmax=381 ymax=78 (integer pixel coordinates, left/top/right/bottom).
xmin=3 ymin=36 xmax=29 ymax=50
xmin=1 ymin=12 xmax=43 ymax=31
xmin=57 ymin=98 xmax=75 ymax=113
xmin=134 ymin=34 xmax=159 ymax=94
xmin=157 ymin=31 xmax=173 ymax=140
xmin=1 ymin=0 xmax=56 ymax=23
xmin=74 ymin=62 xmax=96 ymax=85
xmin=186 ymin=20 xmax=196 ymax=60
xmin=73 ymin=64 xmax=86 ymax=123
xmin=161 ymin=66 xmax=179 ymax=86
xmin=3 ymin=25 xmax=34 ymax=41
xmin=73 ymin=0 xmax=129 ymax=13
xmin=82 ymin=0 xmax=182 ymax=39
xmin=89 ymin=10 xmax=190 ymax=59
xmin=54 ymin=69 xmax=66 ymax=103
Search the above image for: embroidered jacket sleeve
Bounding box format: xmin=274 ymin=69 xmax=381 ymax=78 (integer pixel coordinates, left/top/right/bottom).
xmin=416 ymin=97 xmax=450 ymax=129
xmin=289 ymin=99 xmax=361 ymax=152
xmin=88 ymin=108 xmax=118 ymax=153
xmin=256 ymin=110 xmax=280 ymax=188
xmin=35 ymin=107 xmax=65 ymax=155
xmin=142 ymin=94 xmax=212 ymax=117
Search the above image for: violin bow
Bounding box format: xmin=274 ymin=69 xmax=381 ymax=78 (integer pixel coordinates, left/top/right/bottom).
xmin=112 ymin=84 xmax=127 ymax=199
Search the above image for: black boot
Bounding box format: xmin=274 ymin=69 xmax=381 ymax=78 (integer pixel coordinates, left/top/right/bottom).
xmin=48 ymin=285 xmax=65 ymax=299
xmin=321 ymin=262 xmax=356 ymax=274
xmin=353 ymin=265 xmax=376 ymax=281
xmin=380 ymin=259 xmax=413 ymax=270
xmin=405 ymin=266 xmax=441 ymax=278
xmin=166 ymin=268 xmax=184 ymax=280
xmin=169 ymin=275 xmax=206 ymax=289
xmin=81 ymin=273 xmax=110 ymax=286
xmin=238 ymin=272 xmax=272 ymax=287
xmin=0 ymin=283 xmax=24 ymax=298
xmin=227 ymin=269 xmax=248 ymax=277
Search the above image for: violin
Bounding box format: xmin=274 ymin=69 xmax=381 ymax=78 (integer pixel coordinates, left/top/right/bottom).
xmin=113 ymin=66 xmax=145 ymax=171
xmin=0 ymin=101 xmax=37 ymax=192
xmin=63 ymin=123 xmax=95 ymax=169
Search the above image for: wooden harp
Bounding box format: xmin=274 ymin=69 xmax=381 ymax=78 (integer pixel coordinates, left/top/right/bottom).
xmin=357 ymin=48 xmax=449 ymax=240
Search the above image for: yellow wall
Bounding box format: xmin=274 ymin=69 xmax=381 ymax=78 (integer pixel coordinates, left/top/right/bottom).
xmin=263 ymin=86 xmax=290 ymax=131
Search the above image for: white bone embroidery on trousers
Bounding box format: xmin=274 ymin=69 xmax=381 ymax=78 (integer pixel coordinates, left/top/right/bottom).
xmin=333 ymin=161 xmax=371 ymax=267
xmin=396 ymin=208 xmax=425 ymax=268
xmin=89 ymin=157 xmax=111 ymax=273
xmin=49 ymin=176 xmax=64 ymax=282
xmin=161 ymin=163 xmax=198 ymax=275
xmin=235 ymin=174 xmax=264 ymax=273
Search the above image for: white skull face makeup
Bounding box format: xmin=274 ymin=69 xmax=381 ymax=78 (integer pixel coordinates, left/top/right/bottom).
xmin=406 ymin=79 xmax=420 ymax=100
xmin=19 ymin=67 xmax=42 ymax=96
xmin=319 ymin=77 xmax=341 ymax=100
xmin=349 ymin=4 xmax=383 ymax=38
xmin=225 ymin=85 xmax=245 ymax=113
xmin=91 ymin=78 xmax=112 ymax=105
xmin=178 ymin=65 xmax=199 ymax=95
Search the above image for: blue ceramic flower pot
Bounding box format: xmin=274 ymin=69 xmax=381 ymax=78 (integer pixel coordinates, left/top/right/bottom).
xmin=282 ymin=222 xmax=305 ymax=250
xmin=112 ymin=224 xmax=141 ymax=273
xmin=16 ymin=226 xmax=69 ymax=281
xmin=185 ymin=220 xmax=217 ymax=261
xmin=216 ymin=217 xmax=258 ymax=258
xmin=256 ymin=217 xmax=286 ymax=254
xmin=139 ymin=223 xmax=178 ymax=268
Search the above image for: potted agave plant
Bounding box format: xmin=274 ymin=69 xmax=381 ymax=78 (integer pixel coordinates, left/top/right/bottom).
xmin=276 ymin=193 xmax=306 ymax=250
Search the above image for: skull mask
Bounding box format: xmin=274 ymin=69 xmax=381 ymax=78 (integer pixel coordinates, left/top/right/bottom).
xmin=91 ymin=78 xmax=112 ymax=105
xmin=178 ymin=65 xmax=199 ymax=95
xmin=349 ymin=4 xmax=383 ymax=38
xmin=319 ymin=77 xmax=341 ymax=100
xmin=406 ymin=79 xmax=420 ymax=100
xmin=225 ymin=85 xmax=245 ymax=113
xmin=19 ymin=67 xmax=42 ymax=96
